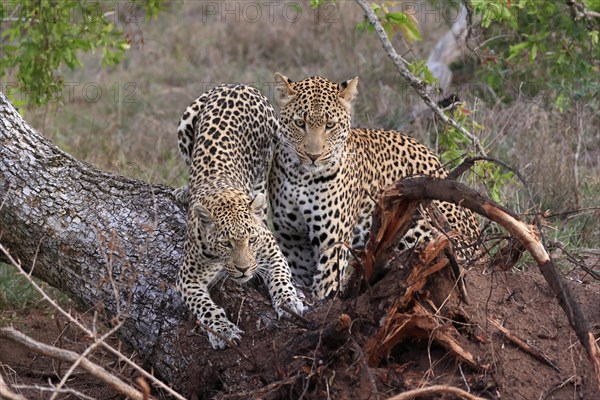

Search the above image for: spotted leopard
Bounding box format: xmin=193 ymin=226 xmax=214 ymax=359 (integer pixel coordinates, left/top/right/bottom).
xmin=175 ymin=84 xmax=304 ymax=349
xmin=269 ymin=74 xmax=480 ymax=299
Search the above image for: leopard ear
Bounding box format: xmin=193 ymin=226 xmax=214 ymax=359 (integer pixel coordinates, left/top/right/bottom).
xmin=274 ymin=72 xmax=296 ymax=106
xmin=338 ymin=77 xmax=359 ymax=112
xmin=249 ymin=193 xmax=266 ymax=220
xmin=191 ymin=203 xmax=214 ymax=226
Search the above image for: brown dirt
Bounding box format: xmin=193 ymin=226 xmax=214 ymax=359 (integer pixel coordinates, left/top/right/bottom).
xmin=2 ymin=258 xmax=599 ymax=400
xmin=172 ymin=249 xmax=600 ymax=400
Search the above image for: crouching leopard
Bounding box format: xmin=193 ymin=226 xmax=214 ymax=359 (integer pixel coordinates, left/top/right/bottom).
xmin=175 ymin=84 xmax=304 ymax=349
xmin=269 ymin=74 xmax=480 ymax=299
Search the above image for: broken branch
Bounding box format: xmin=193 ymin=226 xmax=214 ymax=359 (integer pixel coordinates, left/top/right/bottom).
xmin=488 ymin=317 xmax=559 ymax=372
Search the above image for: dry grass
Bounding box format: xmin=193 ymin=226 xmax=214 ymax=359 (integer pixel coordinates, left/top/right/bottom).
xmin=9 ymin=0 xmax=599 ymax=248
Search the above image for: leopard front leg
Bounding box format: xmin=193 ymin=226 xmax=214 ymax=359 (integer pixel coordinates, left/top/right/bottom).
xmin=176 ymin=255 xmax=242 ymax=349
xmin=271 ymin=208 xmax=315 ymax=286
xmin=257 ymin=229 xmax=305 ymax=317
xmin=309 ymin=220 xmax=354 ymax=300
xmin=311 ymin=244 xmax=350 ymax=299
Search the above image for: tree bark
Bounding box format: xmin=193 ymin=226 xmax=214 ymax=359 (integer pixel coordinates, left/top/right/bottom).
xmin=0 ymin=92 xmax=190 ymax=389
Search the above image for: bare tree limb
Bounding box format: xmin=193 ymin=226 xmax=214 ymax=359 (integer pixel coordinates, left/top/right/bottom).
xmin=354 ymin=0 xmax=487 ymax=156
xmin=12 ymin=385 xmax=96 ymax=400
xmin=0 ymin=327 xmax=145 ymax=400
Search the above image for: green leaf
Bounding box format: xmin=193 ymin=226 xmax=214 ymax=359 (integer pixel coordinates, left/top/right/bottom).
xmin=507 ymin=42 xmax=529 ymax=60
xmin=589 ymin=30 xmax=599 ymax=46
xmin=386 ymin=12 xmax=408 ymax=23
xmin=529 ymin=43 xmax=538 ymax=62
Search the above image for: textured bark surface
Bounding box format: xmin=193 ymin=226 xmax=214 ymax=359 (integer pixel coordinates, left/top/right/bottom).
xmin=0 ymin=92 xmax=191 ymax=388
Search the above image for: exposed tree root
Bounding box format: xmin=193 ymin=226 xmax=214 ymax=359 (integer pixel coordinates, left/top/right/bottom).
xmin=385 ymin=384 xmax=487 ymax=400
xmin=372 ymin=176 xmax=600 ymax=391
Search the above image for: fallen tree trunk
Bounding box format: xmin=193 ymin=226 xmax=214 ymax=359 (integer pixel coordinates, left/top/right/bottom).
xmin=0 ymin=92 xmax=191 ymax=390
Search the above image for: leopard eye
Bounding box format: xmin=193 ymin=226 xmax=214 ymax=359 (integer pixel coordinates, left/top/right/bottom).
xmin=294 ymin=119 xmax=306 ymax=129
xmin=325 ymin=121 xmax=336 ymax=129
xmin=249 ymin=235 xmax=258 ymax=244
xmin=218 ymin=238 xmax=232 ymax=248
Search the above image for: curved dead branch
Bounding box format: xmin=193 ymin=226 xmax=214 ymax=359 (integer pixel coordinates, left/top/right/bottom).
xmin=378 ymin=176 xmax=600 ymax=390
xmin=385 ymin=384 xmax=487 ymax=400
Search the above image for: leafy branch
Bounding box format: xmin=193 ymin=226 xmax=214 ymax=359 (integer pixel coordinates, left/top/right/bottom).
xmin=353 ymin=0 xmax=487 ymax=157
xmin=0 ymin=0 xmax=163 ymax=106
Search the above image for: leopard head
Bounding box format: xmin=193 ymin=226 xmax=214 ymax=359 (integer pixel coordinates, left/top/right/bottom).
xmin=273 ymin=73 xmax=358 ymax=171
xmin=189 ymin=190 xmax=266 ymax=283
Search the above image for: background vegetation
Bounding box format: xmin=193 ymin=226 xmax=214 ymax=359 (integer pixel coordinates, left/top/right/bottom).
xmin=1 ymin=0 xmax=599 ymax=311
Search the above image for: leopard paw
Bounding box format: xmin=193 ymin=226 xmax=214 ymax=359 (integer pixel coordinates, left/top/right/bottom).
xmin=204 ymin=319 xmax=243 ymax=350
xmin=173 ymin=186 xmax=189 ymax=205
xmin=273 ymin=289 xmax=306 ymax=318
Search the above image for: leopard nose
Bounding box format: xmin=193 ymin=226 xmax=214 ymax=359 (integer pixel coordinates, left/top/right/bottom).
xmin=306 ymin=152 xmax=321 ymax=162
xmin=236 ymin=264 xmax=251 ymax=273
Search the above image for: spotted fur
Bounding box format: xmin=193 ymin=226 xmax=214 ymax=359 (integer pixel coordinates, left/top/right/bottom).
xmin=269 ymin=74 xmax=480 ymax=299
xmin=175 ymin=84 xmax=304 ymax=349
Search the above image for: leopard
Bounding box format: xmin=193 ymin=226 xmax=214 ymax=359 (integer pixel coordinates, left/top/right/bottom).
xmin=175 ymin=83 xmax=304 ymax=349
xmin=269 ymin=73 xmax=480 ymax=299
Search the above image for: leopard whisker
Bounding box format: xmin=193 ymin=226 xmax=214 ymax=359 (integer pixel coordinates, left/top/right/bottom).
xmin=209 ymin=269 xmax=229 ymax=290
xmin=254 ymin=267 xmax=270 ymax=283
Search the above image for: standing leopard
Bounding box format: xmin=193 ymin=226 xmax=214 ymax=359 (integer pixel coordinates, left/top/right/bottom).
xmin=269 ymin=74 xmax=480 ymax=299
xmin=175 ymin=84 xmax=304 ymax=349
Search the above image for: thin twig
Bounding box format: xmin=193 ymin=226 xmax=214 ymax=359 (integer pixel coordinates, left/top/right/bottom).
xmin=488 ymin=318 xmax=560 ymax=371
xmin=0 ymin=327 xmax=145 ymax=400
xmin=385 ymin=384 xmax=487 ymax=400
xmin=458 ymin=363 xmax=471 ymax=393
xmin=447 ymin=156 xmax=520 ymax=181
xmin=354 ymin=0 xmax=487 ymax=156
xmin=219 ymin=375 xmax=299 ymax=399
xmin=0 ymin=373 xmax=27 ymax=400
xmin=526 ymin=206 xmax=600 ymax=219
xmin=49 ymin=319 xmax=126 ymax=400
xmin=280 ymin=304 xmax=317 ymax=330
xmin=540 ymin=375 xmax=579 ymax=400
xmin=12 ymin=384 xmax=96 ymax=400
xmin=549 ymin=241 xmax=600 ymax=281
